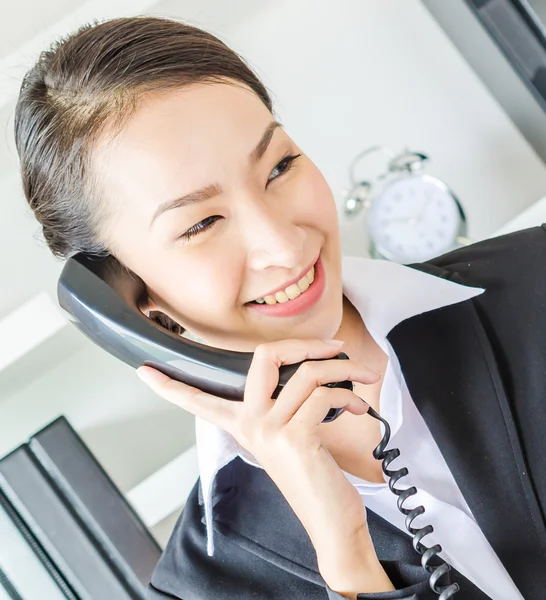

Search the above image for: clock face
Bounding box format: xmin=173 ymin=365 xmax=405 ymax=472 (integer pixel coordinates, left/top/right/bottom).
xmin=368 ymin=175 xmax=462 ymax=263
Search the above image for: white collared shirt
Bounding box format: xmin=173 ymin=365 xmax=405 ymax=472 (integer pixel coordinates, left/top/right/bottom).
xmin=194 ymin=256 xmax=524 ymax=600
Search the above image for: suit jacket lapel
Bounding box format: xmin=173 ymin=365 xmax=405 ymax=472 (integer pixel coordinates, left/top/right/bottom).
xmin=387 ymin=262 xmax=546 ymax=598
xmin=200 ymin=455 xmax=325 ymax=587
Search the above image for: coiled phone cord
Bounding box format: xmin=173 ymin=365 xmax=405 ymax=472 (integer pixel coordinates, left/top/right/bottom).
xmin=366 ymin=406 xmax=460 ymax=600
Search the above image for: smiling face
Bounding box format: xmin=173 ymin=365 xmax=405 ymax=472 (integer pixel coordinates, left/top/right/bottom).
xmin=91 ymin=81 xmax=344 ymax=352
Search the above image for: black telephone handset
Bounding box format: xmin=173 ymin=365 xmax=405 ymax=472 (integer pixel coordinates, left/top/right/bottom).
xmin=57 ymin=253 xmax=351 ymax=422
xmin=57 ymin=252 xmax=460 ymax=599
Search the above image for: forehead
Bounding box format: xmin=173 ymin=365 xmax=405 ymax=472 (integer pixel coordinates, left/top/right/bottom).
xmin=92 ymin=83 xmax=272 ymax=204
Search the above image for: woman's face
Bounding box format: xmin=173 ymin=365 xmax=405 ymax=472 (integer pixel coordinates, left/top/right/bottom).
xmin=93 ymin=82 xmax=343 ymax=352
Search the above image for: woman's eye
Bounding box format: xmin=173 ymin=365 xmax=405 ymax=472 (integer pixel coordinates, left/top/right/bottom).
xmin=267 ymin=153 xmax=302 ymax=184
xmin=178 ymin=215 xmax=220 ymax=242
xmin=177 ymin=153 xmax=302 ymax=242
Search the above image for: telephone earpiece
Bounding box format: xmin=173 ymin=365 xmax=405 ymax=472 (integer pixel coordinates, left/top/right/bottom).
xmin=58 ymin=253 xmax=351 ymax=423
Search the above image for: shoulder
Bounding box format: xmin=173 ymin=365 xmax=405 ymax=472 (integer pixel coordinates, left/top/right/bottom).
xmin=424 ymin=224 xmax=546 ymax=293
xmin=411 ymin=225 xmax=546 ymax=398
xmin=425 ymin=223 xmax=546 ymax=335
xmin=404 ymin=225 xmax=546 ymax=326
xmin=398 ymin=225 xmax=546 ymax=395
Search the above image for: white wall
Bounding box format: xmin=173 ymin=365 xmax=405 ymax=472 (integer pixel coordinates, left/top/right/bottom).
xmin=1 ymin=0 xmax=546 ymax=547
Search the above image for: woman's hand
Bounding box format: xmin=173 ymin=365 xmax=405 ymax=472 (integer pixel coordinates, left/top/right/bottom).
xmin=136 ymin=338 xmax=393 ymax=594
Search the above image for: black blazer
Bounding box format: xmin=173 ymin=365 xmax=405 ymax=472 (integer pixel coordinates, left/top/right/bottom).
xmin=146 ymin=224 xmax=546 ymax=599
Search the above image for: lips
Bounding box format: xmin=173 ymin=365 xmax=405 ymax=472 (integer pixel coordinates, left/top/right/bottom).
xmin=244 ymin=253 xmax=325 ymax=317
xmin=246 ymin=255 xmax=319 ymax=304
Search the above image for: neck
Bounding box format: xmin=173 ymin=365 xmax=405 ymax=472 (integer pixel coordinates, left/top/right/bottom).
xmin=334 ymin=295 xmax=387 ymax=390
xmin=318 ymin=294 xmax=388 ymax=483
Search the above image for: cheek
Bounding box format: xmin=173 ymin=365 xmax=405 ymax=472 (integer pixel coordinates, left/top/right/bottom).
xmin=165 ymin=257 xmax=240 ymax=315
xmin=299 ymin=164 xmax=338 ymax=224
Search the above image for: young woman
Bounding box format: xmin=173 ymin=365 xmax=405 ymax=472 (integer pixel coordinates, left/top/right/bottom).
xmin=14 ymin=16 xmax=546 ymax=600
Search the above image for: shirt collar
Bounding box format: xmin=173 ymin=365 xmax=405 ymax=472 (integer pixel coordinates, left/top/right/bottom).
xmin=194 ymin=255 xmax=485 ymax=556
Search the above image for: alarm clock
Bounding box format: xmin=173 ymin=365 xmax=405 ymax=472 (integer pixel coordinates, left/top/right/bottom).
xmin=343 ymin=146 xmax=470 ymax=263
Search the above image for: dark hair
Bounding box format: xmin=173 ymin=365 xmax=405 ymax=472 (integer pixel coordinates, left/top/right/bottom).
xmin=14 ymin=15 xmax=274 ymax=261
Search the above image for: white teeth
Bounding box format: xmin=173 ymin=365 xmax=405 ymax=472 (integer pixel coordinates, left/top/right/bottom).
xmin=254 ymin=265 xmax=315 ymax=305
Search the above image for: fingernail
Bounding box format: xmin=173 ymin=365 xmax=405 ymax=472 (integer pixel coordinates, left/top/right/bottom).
xmin=323 ymin=339 xmax=344 ymax=346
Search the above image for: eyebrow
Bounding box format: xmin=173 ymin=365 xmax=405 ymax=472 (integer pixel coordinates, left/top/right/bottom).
xmin=149 ymin=120 xmax=283 ymax=229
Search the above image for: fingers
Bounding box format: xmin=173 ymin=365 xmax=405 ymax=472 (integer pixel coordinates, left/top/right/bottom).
xmin=270 ymin=358 xmax=379 ymax=425
xmin=136 ymin=366 xmax=237 ymax=432
xmin=136 ymin=338 xmax=381 ymax=437
xmin=243 ymin=339 xmax=348 ymax=418
xmin=294 ymin=387 xmax=369 ymax=427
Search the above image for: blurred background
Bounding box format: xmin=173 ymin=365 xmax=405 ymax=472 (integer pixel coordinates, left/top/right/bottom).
xmin=0 ymin=0 xmax=545 ymax=588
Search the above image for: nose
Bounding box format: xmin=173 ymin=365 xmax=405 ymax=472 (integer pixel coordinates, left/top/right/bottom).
xmin=239 ymin=196 xmax=306 ymax=271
